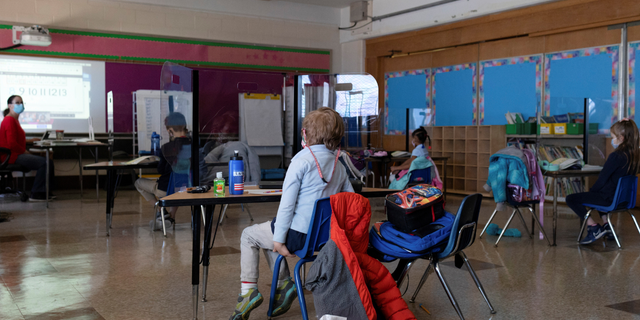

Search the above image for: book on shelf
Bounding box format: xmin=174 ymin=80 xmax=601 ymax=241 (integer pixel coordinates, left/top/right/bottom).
xmin=550 ymin=157 xmax=581 ymax=170
xmin=505 ymin=112 xmax=524 ymax=124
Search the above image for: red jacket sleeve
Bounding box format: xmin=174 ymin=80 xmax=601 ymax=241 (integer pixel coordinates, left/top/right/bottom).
xmin=3 ymin=118 xmax=25 ymax=163
xmin=356 ymin=252 xmax=417 ymax=320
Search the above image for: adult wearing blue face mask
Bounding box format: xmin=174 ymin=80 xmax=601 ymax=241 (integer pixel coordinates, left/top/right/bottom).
xmin=0 ymin=95 xmax=55 ymax=201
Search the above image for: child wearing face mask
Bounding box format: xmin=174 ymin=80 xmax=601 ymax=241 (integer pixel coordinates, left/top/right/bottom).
xmin=390 ymin=126 xmax=430 ymax=175
xmin=567 ymin=119 xmax=640 ymax=245
xmin=134 ymin=112 xmax=190 ymax=230
xmin=229 ymin=107 xmax=353 ymax=320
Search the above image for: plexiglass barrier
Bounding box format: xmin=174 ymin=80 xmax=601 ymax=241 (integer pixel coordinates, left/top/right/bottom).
xmin=159 ymin=62 xmax=194 ymax=192
xmin=293 ymin=73 xmax=380 ymax=152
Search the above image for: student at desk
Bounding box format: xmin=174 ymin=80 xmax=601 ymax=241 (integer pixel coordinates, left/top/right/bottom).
xmin=567 ymin=119 xmax=640 ymax=245
xmin=390 ymin=126 xmax=429 ymax=176
xmin=229 ymin=107 xmax=353 ymax=320
xmin=134 ymin=112 xmax=191 ymax=231
xmin=0 ymin=95 xmax=54 ymax=201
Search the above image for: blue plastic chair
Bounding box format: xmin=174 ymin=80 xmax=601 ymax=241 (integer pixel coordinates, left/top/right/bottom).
xmin=578 ymin=175 xmax=640 ymax=248
xmin=407 ymin=167 xmax=432 ymax=187
xmin=155 ymin=172 xmax=191 ymax=236
xmin=267 ymin=197 xmax=332 ymax=320
xmin=399 ymin=194 xmax=496 ymax=320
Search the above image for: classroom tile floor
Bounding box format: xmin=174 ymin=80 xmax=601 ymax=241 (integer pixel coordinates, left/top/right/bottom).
xmin=1 ymin=189 xmax=640 ymax=319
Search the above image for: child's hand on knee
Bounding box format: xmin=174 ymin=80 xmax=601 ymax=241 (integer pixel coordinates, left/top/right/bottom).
xmin=273 ymin=242 xmax=296 ymax=257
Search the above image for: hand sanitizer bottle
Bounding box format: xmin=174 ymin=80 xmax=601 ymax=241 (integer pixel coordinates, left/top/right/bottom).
xmin=214 ymin=172 xmax=225 ymax=197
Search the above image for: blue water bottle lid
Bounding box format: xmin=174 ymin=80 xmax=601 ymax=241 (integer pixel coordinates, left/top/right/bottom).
xmin=231 ymin=150 xmax=243 ymax=161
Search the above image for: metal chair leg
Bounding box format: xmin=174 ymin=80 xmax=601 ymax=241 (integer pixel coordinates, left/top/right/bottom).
xmin=409 ymin=259 xmax=433 ymax=303
xmin=267 ymin=255 xmax=286 ymax=317
xmin=628 ymin=210 xmax=640 ymax=236
xmin=528 ymin=207 xmax=551 ymax=246
xmin=460 ymin=251 xmax=496 ymax=314
xmin=495 ymin=209 xmax=517 ymax=247
xmin=577 ymin=210 xmax=592 ymax=242
xmin=434 ymin=262 xmax=465 ymax=320
xmin=219 ymin=204 xmax=229 ymax=225
xmin=607 ymin=215 xmax=621 ymax=248
xmin=244 ymin=203 xmax=254 ymax=221
xmin=479 ymin=208 xmax=498 ymax=239
xmin=396 ymin=260 xmax=415 ymax=290
xmin=201 ymin=205 xmax=206 ymax=228
xmin=515 ymin=208 xmax=533 ymax=239
xmin=294 ymin=258 xmax=313 ymax=320
xmin=160 ymin=207 xmax=167 ymax=237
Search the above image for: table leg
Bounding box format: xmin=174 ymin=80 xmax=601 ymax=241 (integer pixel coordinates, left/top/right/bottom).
xmin=95 ymin=146 xmax=99 ymax=202
xmin=78 ymin=148 xmax=83 ymax=199
xmin=201 ymin=204 xmax=220 ymax=302
xmin=443 ymin=159 xmax=448 ymax=201
xmin=552 ymin=177 xmax=558 ymax=246
xmin=105 ymin=169 xmax=112 ymax=236
xmin=192 ymin=205 xmax=201 ymax=320
xmin=531 ymin=205 xmax=535 ymax=236
xmin=45 ymin=149 xmax=49 ymax=208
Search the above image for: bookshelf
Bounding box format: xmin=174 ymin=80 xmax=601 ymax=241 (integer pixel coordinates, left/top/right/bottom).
xmin=505 ymin=133 xmax=607 ymax=203
xmin=429 ymin=125 xmax=505 ymax=196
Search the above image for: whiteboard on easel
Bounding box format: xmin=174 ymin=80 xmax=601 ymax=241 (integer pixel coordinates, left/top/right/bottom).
xmin=239 ymin=93 xmax=284 ymax=148
xmin=135 ymin=90 xmax=193 ymax=153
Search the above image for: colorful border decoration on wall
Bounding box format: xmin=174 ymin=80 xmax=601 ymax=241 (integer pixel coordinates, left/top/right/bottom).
xmin=384 ymin=69 xmax=430 ymax=135
xmin=629 ymin=42 xmax=639 ymax=120
xmin=544 ymin=46 xmax=619 ymax=125
xmin=0 ymin=25 xmax=331 ymax=73
xmin=432 ymin=63 xmax=477 ymax=126
xmin=479 ymin=55 xmax=542 ymax=125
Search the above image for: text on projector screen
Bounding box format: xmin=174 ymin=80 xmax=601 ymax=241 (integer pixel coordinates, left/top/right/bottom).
xmin=0 ymin=55 xmax=105 ymax=133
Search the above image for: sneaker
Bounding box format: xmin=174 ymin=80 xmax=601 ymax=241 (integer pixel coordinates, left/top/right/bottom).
xmin=149 ymin=217 xmax=173 ymax=231
xmin=230 ymin=288 xmax=263 ymax=320
xmin=29 ymin=193 xmax=55 ymax=202
xmin=602 ymin=223 xmax=616 ymax=241
xmin=271 ymin=277 xmax=297 ymax=317
xmin=579 ymin=224 xmax=604 ymax=245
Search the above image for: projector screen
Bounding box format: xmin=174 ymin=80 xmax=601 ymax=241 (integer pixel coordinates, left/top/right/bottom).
xmin=0 ymin=55 xmax=106 ymax=133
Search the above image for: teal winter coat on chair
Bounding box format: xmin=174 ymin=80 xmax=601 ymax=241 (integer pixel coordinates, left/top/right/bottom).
xmin=389 ymin=156 xmax=433 ymax=190
xmin=484 ymin=154 xmax=529 ymax=206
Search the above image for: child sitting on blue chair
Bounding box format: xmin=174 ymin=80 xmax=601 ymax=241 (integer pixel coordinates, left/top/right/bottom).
xmin=390 ymin=126 xmax=430 ymax=175
xmin=567 ymin=119 xmax=640 ymax=244
xmin=230 ymin=107 xmax=354 ymax=320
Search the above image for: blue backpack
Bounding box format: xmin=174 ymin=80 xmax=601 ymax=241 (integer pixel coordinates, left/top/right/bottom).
xmin=369 ymin=212 xmax=455 ymax=262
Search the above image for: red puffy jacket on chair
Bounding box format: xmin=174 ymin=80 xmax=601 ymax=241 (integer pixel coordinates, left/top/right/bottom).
xmin=305 ymin=192 xmax=416 ymax=320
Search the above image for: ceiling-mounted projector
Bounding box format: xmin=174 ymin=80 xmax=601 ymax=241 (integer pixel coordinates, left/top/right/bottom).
xmin=12 ymin=25 xmax=52 ymax=47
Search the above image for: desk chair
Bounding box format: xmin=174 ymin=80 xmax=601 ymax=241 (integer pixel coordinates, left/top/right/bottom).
xmin=267 ymin=197 xmax=331 ymax=320
xmin=406 ymin=168 xmax=431 ymax=188
xmin=479 ymin=196 xmax=551 ymax=247
xmin=399 ymin=194 xmax=496 ymax=320
xmin=0 ymin=148 xmax=30 ymax=202
xmin=154 ymin=172 xmax=190 ymax=236
xmin=578 ymin=175 xmax=640 ymax=248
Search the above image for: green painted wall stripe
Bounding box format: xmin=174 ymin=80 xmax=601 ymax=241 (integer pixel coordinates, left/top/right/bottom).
xmin=3 ymin=48 xmax=119 ymax=60
xmin=0 ymin=25 xmax=329 ymax=55
xmin=1 ymin=48 xmax=330 ymax=72
xmin=121 ymin=56 xmax=330 ymax=72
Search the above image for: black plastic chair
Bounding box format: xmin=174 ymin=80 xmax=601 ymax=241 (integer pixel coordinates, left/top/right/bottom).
xmin=0 ymin=148 xmax=30 ymax=202
xmin=396 ymin=194 xmax=496 ymax=320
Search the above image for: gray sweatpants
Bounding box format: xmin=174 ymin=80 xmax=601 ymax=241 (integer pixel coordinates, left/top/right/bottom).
xmin=240 ymin=221 xmax=290 ymax=283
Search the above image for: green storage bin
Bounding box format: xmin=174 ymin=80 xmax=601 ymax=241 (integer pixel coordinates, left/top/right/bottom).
xmin=522 ymin=123 xmax=537 ymax=135
xmin=506 ymin=124 xmax=520 ymax=134
xmin=589 ymin=123 xmax=598 ymax=134
xmin=567 ymin=123 xmax=583 ymax=135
